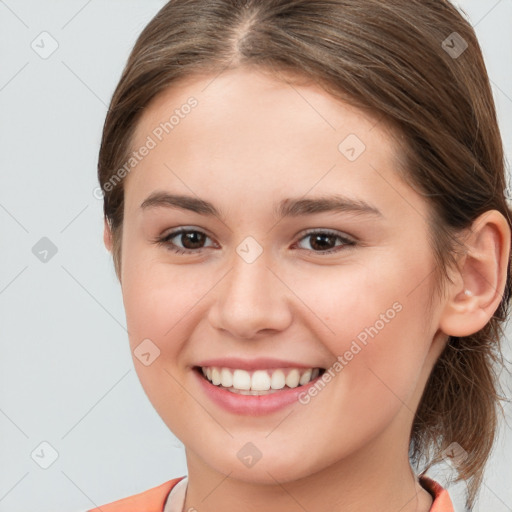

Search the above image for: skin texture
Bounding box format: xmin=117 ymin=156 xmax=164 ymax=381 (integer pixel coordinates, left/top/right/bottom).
xmin=104 ymin=66 xmax=510 ymax=512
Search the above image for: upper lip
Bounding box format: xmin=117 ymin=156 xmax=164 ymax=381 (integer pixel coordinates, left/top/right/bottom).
xmin=194 ymin=358 xmax=323 ymax=371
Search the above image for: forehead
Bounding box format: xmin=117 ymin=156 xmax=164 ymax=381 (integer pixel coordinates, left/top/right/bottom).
xmin=131 ymin=65 xmax=395 ymax=158
xmin=124 ymin=67 xmax=421 ymax=222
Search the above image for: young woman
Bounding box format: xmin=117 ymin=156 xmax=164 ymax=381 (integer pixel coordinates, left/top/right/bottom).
xmin=91 ymin=1 xmax=511 ymax=510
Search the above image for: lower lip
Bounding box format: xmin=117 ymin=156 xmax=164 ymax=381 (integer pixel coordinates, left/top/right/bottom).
xmin=193 ymin=368 xmax=322 ymax=416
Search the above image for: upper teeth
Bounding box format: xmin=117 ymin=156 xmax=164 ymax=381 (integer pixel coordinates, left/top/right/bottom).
xmin=201 ymin=367 xmax=320 ymax=391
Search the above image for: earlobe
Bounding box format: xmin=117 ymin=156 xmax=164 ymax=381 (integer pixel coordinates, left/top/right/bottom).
xmin=103 ymin=218 xmax=113 ymax=252
xmin=439 ymin=210 xmax=511 ymax=338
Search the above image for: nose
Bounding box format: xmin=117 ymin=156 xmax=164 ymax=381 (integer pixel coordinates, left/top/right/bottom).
xmin=206 ymin=252 xmax=293 ymax=340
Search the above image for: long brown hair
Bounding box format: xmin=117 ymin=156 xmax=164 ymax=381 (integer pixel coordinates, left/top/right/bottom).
xmin=97 ymin=0 xmax=511 ymax=507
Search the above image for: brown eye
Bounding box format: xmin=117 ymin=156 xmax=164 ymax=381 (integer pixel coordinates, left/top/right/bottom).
xmin=158 ymin=229 xmax=215 ymax=254
xmin=296 ymin=230 xmax=356 ymax=254
xmin=176 ymin=231 xmax=207 ymax=249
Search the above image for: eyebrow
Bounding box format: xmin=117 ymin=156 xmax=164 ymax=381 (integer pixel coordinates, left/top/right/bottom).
xmin=140 ymin=191 xmax=383 ymax=220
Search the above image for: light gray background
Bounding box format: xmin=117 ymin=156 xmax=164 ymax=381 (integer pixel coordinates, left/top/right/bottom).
xmin=0 ymin=1 xmax=511 ymax=511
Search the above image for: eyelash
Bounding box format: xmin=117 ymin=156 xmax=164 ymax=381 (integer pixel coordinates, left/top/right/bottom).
xmin=154 ymin=228 xmax=356 ymax=256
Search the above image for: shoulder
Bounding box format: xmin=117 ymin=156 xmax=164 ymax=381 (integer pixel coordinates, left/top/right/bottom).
xmin=87 ymin=477 xmax=185 ymax=512
xmin=420 ymin=475 xmax=455 ymax=512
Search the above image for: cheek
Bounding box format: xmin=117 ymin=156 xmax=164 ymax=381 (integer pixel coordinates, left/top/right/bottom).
xmin=121 ymin=245 xmax=217 ymax=358
xmin=288 ymin=251 xmax=434 ymax=404
xmin=120 ymin=253 xmax=212 ymax=432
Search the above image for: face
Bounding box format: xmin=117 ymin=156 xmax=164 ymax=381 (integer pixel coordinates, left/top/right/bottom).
xmin=116 ymin=66 xmax=447 ymax=483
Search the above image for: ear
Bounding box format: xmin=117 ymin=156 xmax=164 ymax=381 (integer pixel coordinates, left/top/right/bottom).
xmin=103 ymin=217 xmax=113 ymax=253
xmin=439 ymin=210 xmax=511 ymax=337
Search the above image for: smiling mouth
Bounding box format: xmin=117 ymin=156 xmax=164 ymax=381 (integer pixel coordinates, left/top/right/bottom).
xmin=194 ymin=366 xmax=326 ymax=395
